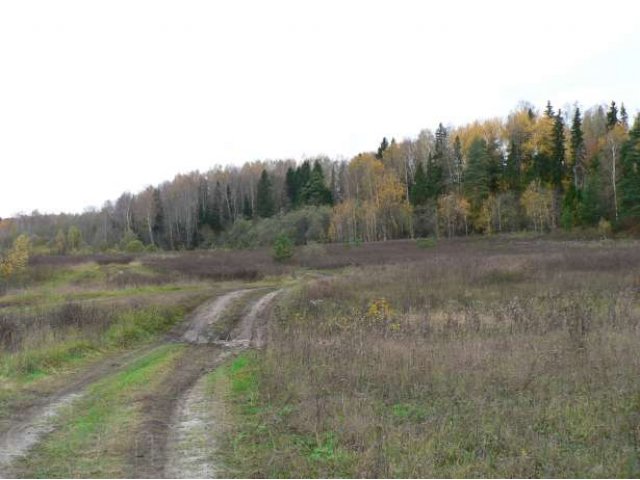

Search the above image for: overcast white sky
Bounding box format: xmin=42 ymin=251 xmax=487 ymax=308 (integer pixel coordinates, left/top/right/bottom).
xmin=1 ymin=0 xmax=639 ymax=218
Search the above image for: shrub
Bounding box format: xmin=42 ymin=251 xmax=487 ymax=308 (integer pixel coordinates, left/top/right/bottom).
xmin=598 ymin=218 xmax=613 ymax=239
xmin=272 ymin=234 xmax=294 ymax=262
xmin=124 ymin=239 xmax=145 ymax=253
xmin=0 ymin=234 xmax=31 ymax=287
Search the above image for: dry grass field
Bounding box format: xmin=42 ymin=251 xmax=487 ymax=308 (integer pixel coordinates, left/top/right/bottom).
xmin=216 ymin=237 xmax=640 ymax=477
xmin=2 ymin=236 xmax=640 ymax=478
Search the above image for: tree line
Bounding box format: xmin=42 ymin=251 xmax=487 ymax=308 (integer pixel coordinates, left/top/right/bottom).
xmin=2 ymin=100 xmax=640 ymax=253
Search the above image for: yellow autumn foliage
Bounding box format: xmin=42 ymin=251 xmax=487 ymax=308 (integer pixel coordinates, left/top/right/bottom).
xmin=0 ymin=234 xmax=31 ymax=281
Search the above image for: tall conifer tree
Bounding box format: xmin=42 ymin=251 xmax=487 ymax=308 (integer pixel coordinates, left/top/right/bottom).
xmin=256 ymin=170 xmax=275 ymax=218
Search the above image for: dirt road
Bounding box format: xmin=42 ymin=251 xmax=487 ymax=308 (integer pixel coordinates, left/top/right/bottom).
xmin=0 ymin=287 xmax=282 ymax=478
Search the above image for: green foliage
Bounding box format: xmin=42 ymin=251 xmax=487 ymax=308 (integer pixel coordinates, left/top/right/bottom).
xmin=620 ymin=103 xmax=629 ymax=130
xmin=272 ymin=234 xmax=294 ymax=262
xmin=120 ymin=230 xmax=139 ymax=250
xmin=286 ymin=160 xmax=332 ymax=208
xmin=66 ymin=226 xmax=82 ymax=252
xmin=561 ymin=183 xmax=580 ymax=230
xmin=124 ymin=239 xmax=145 ymax=253
xmin=570 ymin=107 xmax=586 ymax=188
xmin=376 ymin=136 xmax=389 ymax=160
xmin=464 ymin=137 xmax=491 ymax=210
xmin=412 ymin=202 xmax=438 ymax=237
xmin=242 ymin=194 xmax=253 ymax=219
xmin=578 ymin=167 xmax=602 ymax=226
xmin=619 ymin=114 xmax=640 ymax=221
xmin=224 ymin=206 xmax=331 ymax=248
xmin=223 ymin=218 xmax=258 ymax=248
xmin=415 ymin=237 xmax=437 ymax=249
xmin=504 ymin=141 xmax=522 ymax=191
xmin=256 ymin=169 xmax=275 ymax=218
xmin=302 ymin=162 xmax=333 ymax=206
xmin=606 ymin=100 xmax=619 ymax=130
xmin=105 ymin=307 xmax=182 ymax=347
xmin=7 ymin=100 xmax=640 ymax=248
xmin=54 ymin=229 xmax=66 ymax=255
xmin=409 ymin=162 xmax=429 ymax=205
xmin=551 ymin=111 xmax=566 ymax=188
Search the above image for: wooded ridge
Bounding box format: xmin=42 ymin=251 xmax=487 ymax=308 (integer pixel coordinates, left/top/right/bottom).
xmin=2 ymin=100 xmax=640 ymax=253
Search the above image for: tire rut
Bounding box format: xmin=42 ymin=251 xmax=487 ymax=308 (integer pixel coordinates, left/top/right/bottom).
xmin=0 ymin=286 xmax=283 ymax=478
xmin=0 ymin=288 xmax=251 ymax=476
xmin=160 ymin=288 xmax=282 ymax=478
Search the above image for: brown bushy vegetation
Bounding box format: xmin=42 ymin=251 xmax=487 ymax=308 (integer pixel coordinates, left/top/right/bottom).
xmin=142 ymin=250 xmax=287 ymax=281
xmin=28 ymin=254 xmax=135 ymax=267
xmin=222 ymin=239 xmax=640 ymax=477
xmin=140 ymin=238 xmax=473 ymax=278
xmin=0 ymin=303 xmax=113 ymax=353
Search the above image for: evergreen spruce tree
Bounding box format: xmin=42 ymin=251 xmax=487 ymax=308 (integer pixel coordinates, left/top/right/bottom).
xmin=434 ymin=123 xmax=448 ymax=158
xmin=428 ymin=123 xmax=448 ymax=196
xmin=195 ymin=181 xmax=209 ymax=237
xmin=619 ymin=114 xmax=640 ymax=221
xmin=256 ymin=170 xmax=275 ymax=218
xmin=296 ymin=161 xmax=311 ymax=205
xmin=620 ymin=103 xmax=629 ymax=130
xmin=152 ymin=187 xmax=164 ymax=247
xmin=464 ymin=137 xmax=491 ymax=210
xmin=531 ymin=104 xmax=552 ymax=185
xmin=544 ymin=101 xmax=554 ymax=118
xmin=376 ymin=137 xmax=389 ymax=160
xmin=452 ymin=135 xmax=463 ymax=190
xmin=205 ymin=181 xmax=223 ymax=231
xmin=302 ymin=161 xmax=333 ymax=206
xmin=527 ymin=107 xmax=535 ymax=121
xmin=425 ymin=152 xmax=444 ymax=199
xmin=578 ymin=159 xmax=603 ymax=226
xmin=225 ymin=184 xmax=233 ymax=222
xmin=486 ymin=137 xmax=504 ymax=193
xmin=551 ymin=111 xmax=566 ymax=189
xmin=504 ymin=141 xmax=521 ymax=191
xmin=242 ymin=195 xmax=253 ymax=219
xmin=606 ymin=101 xmax=619 ymax=130
xmin=570 ymin=107 xmax=586 ymax=189
xmin=285 ymin=167 xmax=297 ymax=206
xmin=410 ymin=162 xmax=429 ymax=205
xmin=561 ymin=183 xmax=580 ymax=229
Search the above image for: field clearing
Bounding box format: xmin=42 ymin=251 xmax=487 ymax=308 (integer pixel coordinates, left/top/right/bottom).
xmin=215 ymin=238 xmax=640 ymax=478
xmin=2 ymin=237 xmax=640 ymax=477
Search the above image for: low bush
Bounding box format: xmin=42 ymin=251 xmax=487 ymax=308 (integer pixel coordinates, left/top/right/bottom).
xmin=272 ymin=234 xmax=294 ymax=262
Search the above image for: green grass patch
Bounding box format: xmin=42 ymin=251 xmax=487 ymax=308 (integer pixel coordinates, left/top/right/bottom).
xmin=12 ymin=344 xmax=184 ymax=478
xmin=0 ymin=305 xmax=186 ymax=381
xmin=0 ymin=339 xmax=100 ymax=379
xmin=0 ymin=276 xmax=205 ymax=311
xmin=104 ymin=305 xmax=185 ymax=348
xmin=416 ymin=237 xmax=437 ymax=249
xmin=213 ymin=352 xmax=356 ymax=478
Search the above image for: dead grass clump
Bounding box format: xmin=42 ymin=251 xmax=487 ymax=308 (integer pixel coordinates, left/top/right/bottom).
xmin=0 ymin=303 xmax=114 ymax=352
